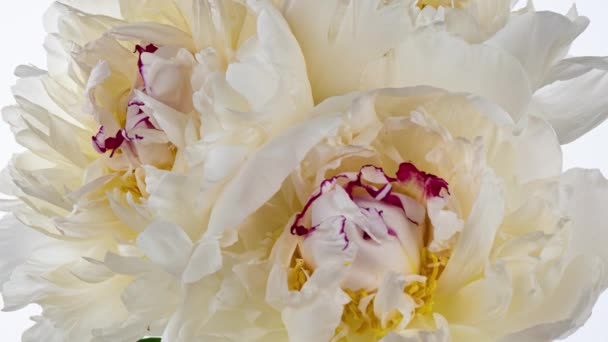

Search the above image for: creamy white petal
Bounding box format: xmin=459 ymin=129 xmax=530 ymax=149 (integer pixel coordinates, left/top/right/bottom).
xmin=559 ymin=169 xmax=608 ymax=270
xmin=496 ymin=255 xmax=605 ymax=341
xmin=0 ymin=215 xmax=51 ymax=286
xmin=374 ymin=272 xmax=417 ymax=330
xmin=136 ymin=221 xmax=193 ymax=276
xmin=530 ymin=57 xmax=608 ymax=143
xmin=22 ymin=316 xmax=66 ymax=342
xmin=438 ymin=169 xmax=505 ymax=294
xmin=110 ymin=22 xmax=195 ymax=50
xmin=226 ymin=0 xmax=313 ymax=131
xmin=487 ymin=11 xmax=588 ymax=89
xmin=381 ymin=314 xmax=451 ymax=342
xmin=205 ymin=114 xmax=343 ymax=242
xmin=282 ymin=263 xmax=350 ymax=342
xmin=362 ymin=30 xmax=532 ymax=119
xmin=283 ymin=0 xmax=414 ymax=103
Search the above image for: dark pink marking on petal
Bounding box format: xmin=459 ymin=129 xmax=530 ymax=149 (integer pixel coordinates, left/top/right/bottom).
xmin=135 ymin=44 xmax=159 ymax=72
xmin=92 ymin=126 xmax=107 ymax=153
xmin=387 ymin=227 xmax=398 ymax=237
xmin=134 ymin=44 xmax=159 ymax=88
xmin=92 ymin=125 xmax=125 ymax=157
xmin=342 ymin=165 xmax=419 ymax=224
xmin=290 ymin=175 xmax=349 ymax=236
xmin=122 ymin=129 xmax=143 ymax=142
xmin=339 ymin=217 xmax=349 ymax=250
xmin=106 ymin=132 xmax=125 ymax=158
xmin=128 ymin=100 xmax=145 ymax=107
xmin=396 ymin=162 xmax=426 ymax=184
xmin=290 ymin=163 xmax=450 ymax=239
xmin=397 ymin=162 xmax=449 ymax=198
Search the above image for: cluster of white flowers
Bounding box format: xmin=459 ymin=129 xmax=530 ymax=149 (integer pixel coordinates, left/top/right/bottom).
xmin=2 ymin=0 xmax=608 ymax=341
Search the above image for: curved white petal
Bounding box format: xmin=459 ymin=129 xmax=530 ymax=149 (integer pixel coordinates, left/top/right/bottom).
xmin=283 ymin=0 xmax=415 ymax=103
xmin=110 ymin=22 xmax=195 ymax=50
xmin=362 ymin=30 xmax=532 ymax=120
xmin=22 ymin=316 xmax=66 ymax=342
xmin=205 ymin=114 xmax=343 ymax=241
xmin=374 ymin=272 xmax=417 ymax=330
xmin=487 ymin=11 xmax=589 ymax=89
xmin=496 ymin=255 xmax=605 ymax=341
xmin=530 ymin=57 xmax=608 ymax=143
xmin=0 ymin=214 xmax=51 ymax=286
xmin=559 ymin=168 xmax=608 ymax=270
xmin=227 ymin=0 xmax=313 ymax=130
xmin=438 ymin=169 xmax=505 ymax=294
xmin=282 ymin=263 xmax=350 ymax=342
xmin=136 ymin=221 xmax=193 ymax=276
xmin=381 ymin=314 xmax=451 ymax=342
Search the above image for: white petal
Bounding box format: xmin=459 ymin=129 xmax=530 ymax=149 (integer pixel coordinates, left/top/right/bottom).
xmin=362 ymin=30 xmax=532 ymax=120
xmin=182 ymin=238 xmax=223 ymax=284
xmin=22 ymin=316 xmax=65 ymax=342
xmin=283 ymin=0 xmax=413 ymax=102
xmin=487 ymin=11 xmax=588 ymax=89
xmin=136 ymin=90 xmax=190 ymax=148
xmin=496 ymin=256 xmax=605 ymax=341
xmin=530 ymin=57 xmax=608 ymax=143
xmin=427 ymin=196 xmax=464 ymax=253
xmin=110 ymin=22 xmax=195 ymax=51
xmin=144 ymin=167 xmax=205 ymax=238
xmin=374 ymin=272 xmax=416 ymax=330
xmin=136 ymin=221 xmax=193 ymax=276
xmin=282 ymin=264 xmax=350 ymax=342
xmin=121 ymin=271 xmax=181 ymax=317
xmin=0 ymin=214 xmax=50 ymax=286
xmin=69 ymin=258 xmax=115 ymax=283
xmin=381 ymin=314 xmax=451 ymax=342
xmin=204 ymin=114 xmax=343 ymax=243
xmin=559 ymin=169 xmax=608 ymax=267
xmin=226 ymin=0 xmax=313 ymax=130
xmin=185 ymin=0 xmax=247 ymax=52
xmin=512 ymin=115 xmax=562 ymax=182
xmin=436 ymin=262 xmax=511 ymax=325
xmin=438 ymin=169 xmax=505 ymax=294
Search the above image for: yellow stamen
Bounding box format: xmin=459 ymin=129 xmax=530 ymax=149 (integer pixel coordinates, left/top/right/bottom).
xmin=405 ymin=248 xmax=449 ymax=315
xmin=286 ymin=248 xmax=450 ymax=339
xmin=287 ymin=258 xmax=310 ymax=291
xmin=337 ymin=289 xmax=403 ymax=340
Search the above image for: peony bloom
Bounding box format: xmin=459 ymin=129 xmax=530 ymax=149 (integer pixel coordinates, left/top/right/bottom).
xmin=1 ymin=0 xmax=608 ymax=341
xmin=1 ymin=0 xmax=310 ymax=340
xmin=190 ymin=87 xmax=608 ymax=341
xmin=282 ymin=0 xmax=608 ymax=143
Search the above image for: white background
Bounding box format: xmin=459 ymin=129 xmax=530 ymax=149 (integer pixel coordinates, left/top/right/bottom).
xmin=0 ymin=0 xmax=607 ymax=341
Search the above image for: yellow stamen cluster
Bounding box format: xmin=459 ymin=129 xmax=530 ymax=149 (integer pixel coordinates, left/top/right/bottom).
xmin=417 ymin=0 xmax=468 ymax=9
xmin=286 ymin=247 xmax=450 ymax=340
xmin=338 ymin=289 xmax=403 ymax=340
xmin=405 ymin=248 xmax=449 ymax=315
xmin=287 ymin=258 xmax=310 ymax=291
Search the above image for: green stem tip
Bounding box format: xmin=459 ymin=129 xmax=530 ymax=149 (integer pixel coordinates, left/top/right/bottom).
xmin=137 ymin=338 xmax=161 ymax=342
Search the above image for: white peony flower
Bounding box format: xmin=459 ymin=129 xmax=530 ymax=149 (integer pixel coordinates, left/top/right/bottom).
xmin=1 ymin=0 xmax=310 ymax=340
xmin=187 ymin=87 xmax=608 ymax=341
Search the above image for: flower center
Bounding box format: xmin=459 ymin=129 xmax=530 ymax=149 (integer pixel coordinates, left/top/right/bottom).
xmin=91 ymin=44 xmax=177 ymax=172
xmin=288 ymin=163 xmax=462 ymax=337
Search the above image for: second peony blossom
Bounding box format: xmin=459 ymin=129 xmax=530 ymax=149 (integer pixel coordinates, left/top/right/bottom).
xmin=187 ymin=87 xmax=608 ymax=341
